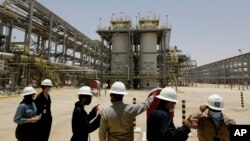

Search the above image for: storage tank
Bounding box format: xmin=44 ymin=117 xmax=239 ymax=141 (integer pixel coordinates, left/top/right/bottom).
xmin=111 ymin=34 xmax=128 ymax=74
xmin=139 ymin=14 xmax=159 ymax=88
xmin=140 ymin=33 xmax=157 ymax=74
xmin=140 ymin=33 xmax=157 ymax=88
xmin=110 ymin=15 xmax=131 ymax=74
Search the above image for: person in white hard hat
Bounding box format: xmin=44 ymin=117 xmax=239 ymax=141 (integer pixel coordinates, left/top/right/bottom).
xmin=98 ymin=81 xmax=157 ymax=141
xmin=34 ymin=79 xmax=53 ymax=141
xmin=14 ymin=86 xmax=41 ymax=141
xmin=71 ymin=86 xmax=102 ymax=141
xmin=192 ymin=94 xmax=236 ymax=141
xmin=147 ymin=87 xmax=194 ymax=141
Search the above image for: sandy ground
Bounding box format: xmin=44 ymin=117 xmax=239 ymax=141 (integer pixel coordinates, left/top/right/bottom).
xmin=0 ymin=84 xmax=249 ymax=141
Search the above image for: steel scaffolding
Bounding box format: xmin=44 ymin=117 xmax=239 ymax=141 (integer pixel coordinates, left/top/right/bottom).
xmin=0 ymin=1 xmax=196 ymax=92
xmin=188 ymin=53 xmax=250 ymax=89
xmin=0 ymin=0 xmax=108 ymax=91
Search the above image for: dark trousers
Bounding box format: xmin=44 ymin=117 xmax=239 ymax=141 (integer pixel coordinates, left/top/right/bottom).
xmin=36 ymin=119 xmax=52 ymax=141
xmin=15 ymin=124 xmax=36 ymax=141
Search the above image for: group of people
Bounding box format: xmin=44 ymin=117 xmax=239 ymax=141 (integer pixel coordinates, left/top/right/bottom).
xmin=14 ymin=80 xmax=236 ymax=141
xmin=14 ymin=79 xmax=53 ymax=141
xmin=146 ymin=88 xmax=236 ymax=141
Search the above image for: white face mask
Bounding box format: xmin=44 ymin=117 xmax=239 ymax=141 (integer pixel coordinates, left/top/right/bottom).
xmin=209 ymin=110 xmax=222 ymax=119
xmin=32 ymin=94 xmax=37 ymax=100
xmin=169 ymin=104 xmax=176 ymax=112
xmin=48 ymin=88 xmax=52 ymax=93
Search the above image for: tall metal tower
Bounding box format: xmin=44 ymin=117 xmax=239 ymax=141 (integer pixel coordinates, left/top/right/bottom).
xmin=97 ymin=12 xmax=171 ymax=89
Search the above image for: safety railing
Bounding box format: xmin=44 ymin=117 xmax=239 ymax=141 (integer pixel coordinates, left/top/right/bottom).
xmin=34 ymin=59 xmax=62 ymax=86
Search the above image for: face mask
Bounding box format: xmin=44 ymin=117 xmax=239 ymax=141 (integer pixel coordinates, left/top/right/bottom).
xmin=209 ymin=110 xmax=222 ymax=119
xmin=169 ymin=108 xmax=174 ymax=112
xmin=169 ymin=104 xmax=175 ymax=118
xmin=169 ymin=104 xmax=175 ymax=112
xmin=85 ymin=96 xmax=92 ymax=105
xmin=32 ymin=94 xmax=36 ymax=100
xmin=48 ymin=87 xmax=52 ymax=93
xmin=24 ymin=95 xmax=34 ymax=104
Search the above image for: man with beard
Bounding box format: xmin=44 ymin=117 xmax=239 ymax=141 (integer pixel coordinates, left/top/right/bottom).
xmin=71 ymin=86 xmax=102 ymax=141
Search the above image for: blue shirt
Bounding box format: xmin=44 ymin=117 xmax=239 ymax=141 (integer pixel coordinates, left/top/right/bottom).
xmin=14 ymin=102 xmax=37 ymax=125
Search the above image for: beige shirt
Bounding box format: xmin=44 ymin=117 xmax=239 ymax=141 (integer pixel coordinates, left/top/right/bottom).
xmin=99 ymin=96 xmax=154 ymax=141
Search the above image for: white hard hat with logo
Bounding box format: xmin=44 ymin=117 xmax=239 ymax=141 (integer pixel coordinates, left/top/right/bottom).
xmin=206 ymin=94 xmax=224 ymax=111
xmin=77 ymin=86 xmax=92 ymax=96
xmin=41 ymin=79 xmax=53 ymax=87
xmin=109 ymin=81 xmax=128 ymax=95
xmin=156 ymin=87 xmax=178 ymax=103
xmin=21 ymin=86 xmax=37 ymax=96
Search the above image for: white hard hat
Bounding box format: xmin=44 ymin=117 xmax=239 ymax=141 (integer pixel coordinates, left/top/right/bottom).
xmin=109 ymin=81 xmax=127 ymax=95
xmin=156 ymin=87 xmax=178 ymax=103
xmin=21 ymin=86 xmax=37 ymax=96
xmin=41 ymin=79 xmax=53 ymax=86
xmin=77 ymin=86 xmax=92 ymax=96
xmin=206 ymin=94 xmax=224 ymax=111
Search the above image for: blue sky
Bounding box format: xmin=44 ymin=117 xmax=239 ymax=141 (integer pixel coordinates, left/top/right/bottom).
xmin=36 ymin=0 xmax=250 ymax=66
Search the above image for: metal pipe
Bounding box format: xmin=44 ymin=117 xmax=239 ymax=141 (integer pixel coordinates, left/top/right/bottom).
xmin=26 ymin=1 xmax=34 ymax=55
xmin=62 ymin=27 xmax=66 ymax=65
xmin=73 ymin=33 xmax=77 ymax=65
xmin=48 ymin=14 xmax=53 ymax=59
xmin=0 ymin=52 xmax=84 ymax=70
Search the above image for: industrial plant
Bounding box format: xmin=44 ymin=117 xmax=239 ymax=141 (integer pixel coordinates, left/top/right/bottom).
xmin=96 ymin=12 xmax=196 ymax=88
xmin=0 ymin=0 xmax=249 ymax=93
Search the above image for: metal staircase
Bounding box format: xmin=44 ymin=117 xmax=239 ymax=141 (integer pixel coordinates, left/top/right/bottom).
xmin=34 ymin=59 xmax=62 ymax=87
xmin=167 ymin=47 xmax=178 ymax=88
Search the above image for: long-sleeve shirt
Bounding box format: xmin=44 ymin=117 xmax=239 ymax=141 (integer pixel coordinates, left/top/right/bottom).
xmin=71 ymin=101 xmax=101 ymax=141
xmin=192 ymin=109 xmax=236 ymax=141
xmin=34 ymin=92 xmax=53 ymax=141
xmin=99 ymin=96 xmax=154 ymax=141
xmin=35 ymin=92 xmax=52 ymax=121
xmin=14 ymin=102 xmax=37 ymax=124
xmin=147 ymin=107 xmax=191 ymax=141
xmin=14 ymin=101 xmax=38 ymax=141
